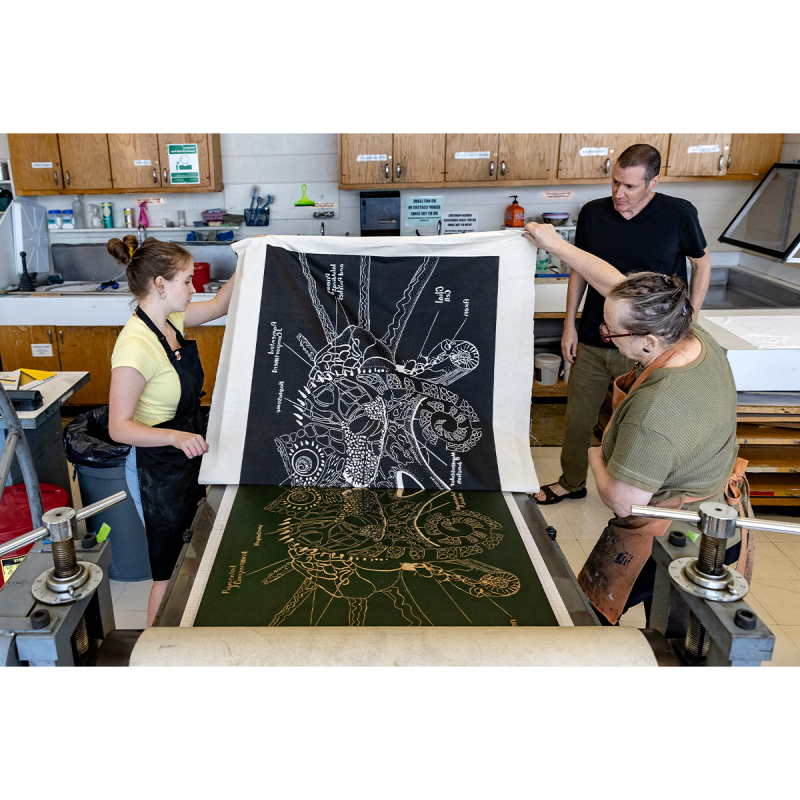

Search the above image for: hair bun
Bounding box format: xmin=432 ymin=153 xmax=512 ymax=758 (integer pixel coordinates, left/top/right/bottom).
xmin=106 ymin=233 xmax=139 ymax=266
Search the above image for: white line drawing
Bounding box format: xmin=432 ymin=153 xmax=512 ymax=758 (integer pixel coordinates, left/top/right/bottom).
xmin=275 ymin=253 xmax=484 ymax=489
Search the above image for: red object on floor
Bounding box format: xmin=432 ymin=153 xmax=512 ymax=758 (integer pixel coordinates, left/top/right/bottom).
xmin=0 ymin=484 xmax=70 ymax=588
xmin=192 ymin=262 xmax=211 ymax=293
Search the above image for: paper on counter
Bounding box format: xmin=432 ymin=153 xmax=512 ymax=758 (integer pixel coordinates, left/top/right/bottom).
xmin=704 ymin=315 xmax=800 ymax=349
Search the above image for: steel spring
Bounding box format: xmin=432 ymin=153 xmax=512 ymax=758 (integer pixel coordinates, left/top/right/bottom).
xmin=51 ymin=540 xmax=79 ymax=579
xmin=72 ymin=616 xmax=89 ymax=657
xmin=686 ymin=612 xmax=710 ymax=660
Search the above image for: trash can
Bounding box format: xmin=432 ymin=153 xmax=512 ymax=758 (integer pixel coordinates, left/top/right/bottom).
xmin=63 ymin=407 xmax=151 ymax=582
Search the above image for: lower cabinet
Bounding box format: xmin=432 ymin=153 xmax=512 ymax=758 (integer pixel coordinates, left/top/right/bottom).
xmin=0 ymin=324 xmax=225 ymax=408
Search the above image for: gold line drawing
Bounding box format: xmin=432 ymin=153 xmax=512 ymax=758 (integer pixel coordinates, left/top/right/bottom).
xmin=254 ymin=486 xmax=521 ymax=626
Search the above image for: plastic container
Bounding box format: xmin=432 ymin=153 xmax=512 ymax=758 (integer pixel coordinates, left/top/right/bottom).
xmin=47 ymin=210 xmax=62 ymax=229
xmin=61 ymin=209 xmax=74 ymax=229
xmin=542 ymin=212 xmax=570 ymax=226
xmin=63 ymin=407 xmax=151 ymax=582
xmin=71 ymin=196 xmax=85 ymax=229
xmin=0 ymin=483 xmax=70 ymax=588
xmin=89 ymin=205 xmax=103 ymax=228
xmin=536 ymin=248 xmax=549 ymax=272
xmin=192 ymin=262 xmax=211 ymax=293
xmin=504 ymin=196 xmax=525 ymax=227
xmin=534 ymin=353 xmax=561 ymax=386
xmin=101 ymin=202 xmax=113 ymax=228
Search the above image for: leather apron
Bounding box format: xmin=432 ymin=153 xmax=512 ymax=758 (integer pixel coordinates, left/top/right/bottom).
xmin=577 ymin=342 xmax=755 ymax=624
xmin=134 ymin=307 xmax=207 ymax=582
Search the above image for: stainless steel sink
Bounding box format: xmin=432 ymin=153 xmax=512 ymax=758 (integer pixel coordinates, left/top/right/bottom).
xmin=702 ymin=268 xmax=800 ymax=310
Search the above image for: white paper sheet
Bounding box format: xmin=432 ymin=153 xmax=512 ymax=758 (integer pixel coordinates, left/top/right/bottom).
xmin=704 ymin=315 xmax=800 ymax=349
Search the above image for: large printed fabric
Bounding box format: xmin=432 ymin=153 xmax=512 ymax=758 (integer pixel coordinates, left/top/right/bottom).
xmin=200 ymin=232 xmax=539 ymax=492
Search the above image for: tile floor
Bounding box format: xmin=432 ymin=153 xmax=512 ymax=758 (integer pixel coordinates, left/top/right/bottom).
xmin=530 ymin=445 xmax=800 ymax=667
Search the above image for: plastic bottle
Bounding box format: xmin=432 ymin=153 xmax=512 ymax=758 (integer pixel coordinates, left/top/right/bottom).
xmin=90 ymin=205 xmax=103 ymax=228
xmin=504 ymin=195 xmax=525 ymax=227
xmin=536 ymin=248 xmax=549 ymax=273
xmin=138 ymin=201 xmax=149 ymax=228
xmin=71 ymin=196 xmax=85 ymax=229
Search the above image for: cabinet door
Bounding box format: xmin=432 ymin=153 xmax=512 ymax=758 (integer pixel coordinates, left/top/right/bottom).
xmin=7 ymin=134 xmax=64 ymax=192
xmin=340 ymin=134 xmax=394 ymax=185
xmin=607 ymin=134 xmax=671 ymax=176
xmin=187 ymin=326 xmax=225 ymax=406
xmin=158 ymin=134 xmax=212 ymax=189
xmin=666 ymin=134 xmax=732 ymax=176
xmin=393 ymin=134 xmax=446 ymax=183
xmin=558 ymin=134 xmax=617 ymax=179
xmin=0 ymin=326 xmax=62 ymax=373
xmin=444 ymin=134 xmax=499 ymax=182
xmin=57 ymin=327 xmax=121 ymax=406
xmin=497 ymin=134 xmax=559 ymax=180
xmin=108 ymin=134 xmax=162 ymax=189
xmin=58 ymin=135 xmax=113 ymax=191
xmin=728 ymin=134 xmax=784 ymax=175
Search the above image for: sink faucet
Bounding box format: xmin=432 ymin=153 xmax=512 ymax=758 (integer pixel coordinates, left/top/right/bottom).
xmin=137 ymin=224 xmax=146 ymax=245
xmin=320 ymin=222 xmax=325 ymax=236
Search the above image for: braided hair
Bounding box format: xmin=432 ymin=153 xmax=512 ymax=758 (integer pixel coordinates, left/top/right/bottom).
xmin=608 ymin=271 xmax=694 ymax=346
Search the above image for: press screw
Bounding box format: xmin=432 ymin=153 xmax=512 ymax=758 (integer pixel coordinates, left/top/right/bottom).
xmin=31 ymin=609 xmax=51 ymax=629
xmin=734 ymin=609 xmax=757 ymax=630
xmin=668 ymin=531 xmax=686 ymax=548
xmin=546 ymin=526 xmax=557 ymax=540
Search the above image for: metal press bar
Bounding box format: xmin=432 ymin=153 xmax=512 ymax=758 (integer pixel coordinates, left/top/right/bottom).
xmin=0 ymin=491 xmax=127 ymax=558
xmin=630 ymin=505 xmax=800 ymax=536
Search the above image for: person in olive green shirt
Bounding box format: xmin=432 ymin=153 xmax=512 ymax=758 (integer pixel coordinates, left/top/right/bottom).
xmin=523 ymin=222 xmax=742 ymax=624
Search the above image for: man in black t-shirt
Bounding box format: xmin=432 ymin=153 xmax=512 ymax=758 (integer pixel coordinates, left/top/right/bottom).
xmin=534 ymin=143 xmax=712 ymax=505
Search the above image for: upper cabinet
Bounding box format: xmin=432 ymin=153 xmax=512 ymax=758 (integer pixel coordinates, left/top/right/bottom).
xmin=9 ymin=133 xmax=223 ymax=194
xmin=666 ymin=134 xmax=733 ymax=176
xmin=497 ymin=134 xmax=559 ymax=181
xmin=444 ymin=134 xmax=498 ymax=182
xmin=393 ymin=134 xmax=446 ymax=183
xmin=340 ymin=134 xmax=395 ymax=185
xmin=108 ymin=134 xmax=162 ymax=189
xmin=558 ymin=134 xmax=670 ymax=180
xmin=58 ymin=134 xmax=113 ymax=191
xmin=727 ymin=134 xmax=784 ymax=175
xmin=7 ymin=134 xmax=64 ymax=192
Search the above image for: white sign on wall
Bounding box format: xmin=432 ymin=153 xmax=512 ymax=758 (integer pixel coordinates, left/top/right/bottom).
xmin=442 ymin=212 xmax=478 ymax=234
xmin=406 ymin=196 xmax=444 ymax=226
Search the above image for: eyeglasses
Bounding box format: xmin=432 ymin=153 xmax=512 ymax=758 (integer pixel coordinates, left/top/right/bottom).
xmin=599 ymin=322 xmax=638 ymax=344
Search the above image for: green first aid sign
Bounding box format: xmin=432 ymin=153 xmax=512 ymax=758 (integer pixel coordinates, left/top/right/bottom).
xmin=168 ymin=143 xmax=200 ymax=184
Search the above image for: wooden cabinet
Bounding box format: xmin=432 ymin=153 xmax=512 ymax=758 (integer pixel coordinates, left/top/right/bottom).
xmin=497 ymin=134 xmax=559 ymax=181
xmin=6 ymin=135 xmax=63 ymax=192
xmin=9 ymin=133 xmax=223 ymax=195
xmin=727 ymin=134 xmax=784 ymax=175
xmin=340 ymin=134 xmax=394 ymax=185
xmin=58 ymin=134 xmax=113 ymax=192
xmin=0 ymin=324 xmax=225 ymax=408
xmin=393 ymin=134 xmax=446 ymax=183
xmin=157 ymin=133 xmax=221 ymax=191
xmin=56 ymin=326 xmax=121 ymax=406
xmin=108 ymin=134 xmax=162 ymax=189
xmin=444 ymin=134 xmax=499 ymax=182
xmin=558 ymin=134 xmax=670 ymax=180
xmin=666 ymin=134 xmax=733 ymax=176
xmin=187 ymin=326 xmax=226 ymax=406
xmin=0 ymin=326 xmax=62 ymax=373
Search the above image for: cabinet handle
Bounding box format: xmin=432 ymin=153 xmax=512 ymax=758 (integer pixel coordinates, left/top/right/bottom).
xmin=396 ymin=163 xmax=402 ymax=179
xmin=727 ymin=154 xmax=732 ymax=169
xmin=153 ymin=168 xmax=158 ymax=184
xmin=66 ymin=171 xmax=71 ymax=186
xmin=501 ymin=160 xmax=506 ymax=176
xmin=384 ymin=163 xmax=389 ymax=179
xmin=47 ymin=330 xmax=52 ymax=343
xmin=53 ymin=170 xmax=59 ymax=186
xmin=489 ymin=161 xmax=494 ymax=176
xmin=719 ymin=155 xmax=724 ymax=172
xmin=59 ymin=330 xmax=64 ymax=345
xmin=604 ymin=158 xmax=610 ymax=174
xmin=164 ymin=168 xmax=168 ymax=183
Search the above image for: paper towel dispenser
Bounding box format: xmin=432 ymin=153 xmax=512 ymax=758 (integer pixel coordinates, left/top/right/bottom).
xmin=360 ymin=191 xmax=400 ymax=237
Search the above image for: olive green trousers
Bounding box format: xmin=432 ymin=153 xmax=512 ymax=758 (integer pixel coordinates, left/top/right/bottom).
xmin=558 ymin=342 xmax=635 ymax=493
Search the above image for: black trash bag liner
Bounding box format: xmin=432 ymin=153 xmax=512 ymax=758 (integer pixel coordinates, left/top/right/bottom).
xmin=63 ymin=406 xmax=131 ymax=468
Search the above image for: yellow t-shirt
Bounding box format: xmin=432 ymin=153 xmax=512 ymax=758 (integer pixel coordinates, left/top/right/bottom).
xmin=111 ymin=312 xmax=186 ymax=427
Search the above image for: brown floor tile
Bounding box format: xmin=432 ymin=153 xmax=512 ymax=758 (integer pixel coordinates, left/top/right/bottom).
xmin=748 ymin=580 xmax=800 ymax=626
xmin=751 ymin=543 xmax=800 ymax=582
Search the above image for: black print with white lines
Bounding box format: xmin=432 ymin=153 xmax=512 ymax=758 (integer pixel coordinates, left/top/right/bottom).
xmin=240 ymin=246 xmax=501 ymax=489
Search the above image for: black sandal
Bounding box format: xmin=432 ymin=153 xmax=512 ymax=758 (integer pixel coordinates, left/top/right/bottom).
xmin=533 ymin=483 xmax=587 ymax=505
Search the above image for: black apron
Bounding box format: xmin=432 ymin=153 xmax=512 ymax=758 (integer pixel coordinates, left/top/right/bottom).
xmin=134 ymin=307 xmax=207 ymax=581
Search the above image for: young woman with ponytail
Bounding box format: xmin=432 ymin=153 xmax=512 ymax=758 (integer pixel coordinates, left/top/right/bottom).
xmin=107 ymin=234 xmax=236 ymax=625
